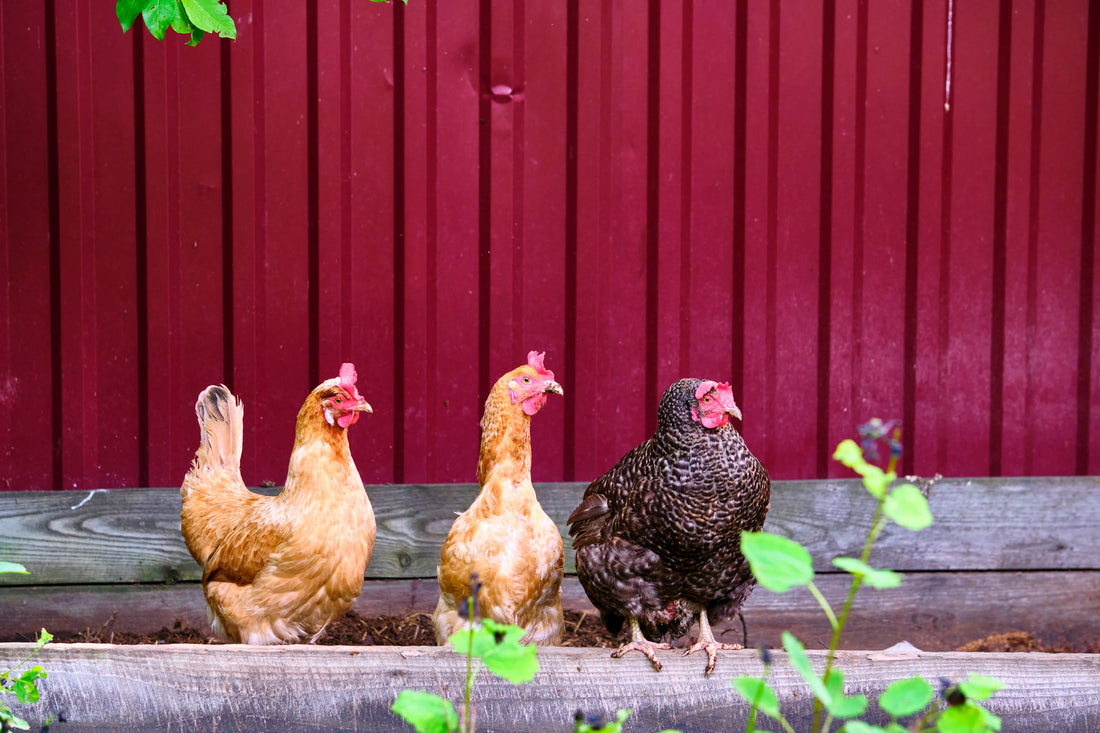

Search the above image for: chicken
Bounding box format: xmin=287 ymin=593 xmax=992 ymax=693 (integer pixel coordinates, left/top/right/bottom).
xmin=432 ymin=351 xmax=565 ymax=646
xmin=180 ymin=363 xmax=376 ymax=644
xmin=567 ymin=378 xmax=770 ymax=675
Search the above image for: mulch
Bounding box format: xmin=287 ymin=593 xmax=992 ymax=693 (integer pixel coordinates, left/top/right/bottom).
xmin=41 ymin=609 xmax=623 ymax=648
xmin=17 ymin=612 xmax=1095 ymax=653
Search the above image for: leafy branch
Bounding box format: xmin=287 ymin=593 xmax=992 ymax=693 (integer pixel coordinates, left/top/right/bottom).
xmin=0 ymin=563 xmax=53 ymax=732
xmin=733 ymin=421 xmax=1003 ymax=733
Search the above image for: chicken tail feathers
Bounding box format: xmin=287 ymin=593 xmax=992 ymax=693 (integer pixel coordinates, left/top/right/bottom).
xmin=192 ymin=385 xmax=244 ymax=473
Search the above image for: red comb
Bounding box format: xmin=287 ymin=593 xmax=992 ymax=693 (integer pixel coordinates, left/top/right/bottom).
xmin=338 ymin=363 xmax=361 ymax=397
xmin=527 ymin=350 xmax=555 ymax=380
xmin=695 ymin=380 xmax=731 ymax=400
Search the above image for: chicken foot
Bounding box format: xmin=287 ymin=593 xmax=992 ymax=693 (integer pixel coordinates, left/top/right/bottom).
xmin=611 ymin=616 xmax=672 ymax=671
xmin=681 ymin=607 xmax=743 ymax=675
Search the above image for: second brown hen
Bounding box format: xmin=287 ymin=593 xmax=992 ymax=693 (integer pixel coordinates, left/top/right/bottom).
xmin=180 ymin=364 xmax=376 ymax=644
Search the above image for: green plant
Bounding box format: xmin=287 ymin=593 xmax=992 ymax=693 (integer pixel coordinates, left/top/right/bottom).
xmin=117 ymin=0 xmax=236 ymax=46
xmin=117 ymin=0 xmax=408 ymax=46
xmin=734 ymin=420 xmax=1003 ymax=733
xmin=391 ymin=595 xmax=538 ymax=733
xmin=0 ymin=563 xmax=53 ymax=732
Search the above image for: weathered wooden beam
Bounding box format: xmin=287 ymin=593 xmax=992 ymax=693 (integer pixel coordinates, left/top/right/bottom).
xmin=1 ymin=644 xmax=1096 ymax=732
xmin=3 ymin=572 xmax=1096 ymax=653
xmin=2 ymin=478 xmax=1096 ymax=586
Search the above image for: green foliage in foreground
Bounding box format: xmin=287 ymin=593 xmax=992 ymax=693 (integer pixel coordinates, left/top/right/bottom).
xmin=732 ymin=422 xmax=1003 ymax=733
xmin=392 ymin=609 xmax=538 ymax=733
xmin=0 ymin=563 xmax=53 ymax=732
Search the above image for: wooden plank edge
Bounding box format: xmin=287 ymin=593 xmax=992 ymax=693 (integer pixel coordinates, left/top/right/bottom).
xmin=1 ymin=644 xmax=1097 ymax=732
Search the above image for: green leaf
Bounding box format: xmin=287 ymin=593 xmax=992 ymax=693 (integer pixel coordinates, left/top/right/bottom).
xmin=832 ymin=439 xmax=890 ymax=497
xmin=833 ymin=439 xmax=864 ymax=468
xmin=741 ymin=531 xmax=814 ymax=593
xmin=36 ymin=629 xmax=53 ymax=645
xmin=12 ymin=680 xmax=40 ymax=705
xmin=832 ymin=557 xmax=903 ymax=589
xmin=884 ymin=484 xmax=933 ymax=530
xmin=391 ymin=690 xmax=458 ymax=733
xmin=878 ymin=676 xmax=933 ymax=717
xmin=142 ymin=0 xmax=184 ymax=41
xmin=842 ymin=722 xmax=890 ymax=733
xmin=957 ymin=676 xmax=1003 ymax=702
xmin=116 ymin=0 xmax=155 ymax=31
xmin=781 ymin=632 xmax=831 ymax=706
xmin=179 ymin=0 xmax=237 ymax=39
xmin=731 ymin=676 xmax=781 ymax=720
xmin=0 ymin=562 xmax=29 ymax=575
xmin=478 ymin=621 xmax=538 ymax=683
xmin=936 ymin=702 xmax=997 ymax=733
xmin=823 ymin=668 xmax=868 ymax=719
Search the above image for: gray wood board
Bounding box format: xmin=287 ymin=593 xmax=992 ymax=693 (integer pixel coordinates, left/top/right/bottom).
xmin=1 ymin=644 xmax=1097 ymax=732
xmin=3 ymin=572 xmax=1097 ymax=652
xmin=1 ymin=477 xmax=1096 ymax=586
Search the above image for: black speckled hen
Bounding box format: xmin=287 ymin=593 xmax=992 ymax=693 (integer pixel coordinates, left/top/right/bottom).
xmin=567 ymin=378 xmax=770 ymax=675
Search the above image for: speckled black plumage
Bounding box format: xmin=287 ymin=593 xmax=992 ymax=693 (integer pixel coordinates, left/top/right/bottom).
xmin=567 ymin=378 xmax=771 ymax=643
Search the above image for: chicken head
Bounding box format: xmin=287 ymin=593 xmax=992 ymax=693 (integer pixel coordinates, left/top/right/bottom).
xmin=320 ymin=363 xmax=373 ymax=428
xmin=507 ymin=350 xmax=564 ymax=416
xmin=690 ymin=380 xmax=742 ymax=429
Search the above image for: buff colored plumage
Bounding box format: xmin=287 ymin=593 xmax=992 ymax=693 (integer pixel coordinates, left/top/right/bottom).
xmin=432 ymin=351 xmax=565 ymax=646
xmin=180 ymin=364 xmax=376 ymax=644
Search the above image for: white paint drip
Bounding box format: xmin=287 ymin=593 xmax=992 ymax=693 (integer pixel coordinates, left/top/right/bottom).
xmin=945 ymin=0 xmax=955 ymax=112
xmin=70 ymin=489 xmax=104 ymax=511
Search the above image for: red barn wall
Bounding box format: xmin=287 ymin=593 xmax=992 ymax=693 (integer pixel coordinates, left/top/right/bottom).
xmin=1 ymin=0 xmax=1097 ymax=491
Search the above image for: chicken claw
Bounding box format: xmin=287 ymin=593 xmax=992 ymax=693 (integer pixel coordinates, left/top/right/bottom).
xmin=612 ymin=617 xmax=672 ymax=671
xmin=682 ymin=608 xmax=742 ymax=675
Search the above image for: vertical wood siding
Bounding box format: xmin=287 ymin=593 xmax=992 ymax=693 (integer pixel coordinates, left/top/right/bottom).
xmin=1 ymin=0 xmax=1097 ymax=491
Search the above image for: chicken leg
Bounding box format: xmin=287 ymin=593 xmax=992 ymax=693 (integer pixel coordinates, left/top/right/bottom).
xmin=611 ymin=616 xmax=672 ymax=671
xmin=681 ymin=607 xmax=743 ymax=675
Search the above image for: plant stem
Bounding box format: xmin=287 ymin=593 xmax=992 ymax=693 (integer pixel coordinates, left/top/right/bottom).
xmin=811 ymin=500 xmax=888 ymax=731
xmin=464 ymin=597 xmax=475 ymax=733
xmin=806 ymin=582 xmax=839 ymax=631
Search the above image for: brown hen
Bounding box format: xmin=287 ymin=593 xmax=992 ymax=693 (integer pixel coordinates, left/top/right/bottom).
xmin=432 ymin=351 xmax=565 ymax=646
xmin=180 ymin=364 xmax=376 ymax=644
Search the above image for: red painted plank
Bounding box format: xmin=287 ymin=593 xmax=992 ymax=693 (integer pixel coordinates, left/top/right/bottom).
xmin=771 ymin=2 xmax=823 ymax=479
xmin=337 ymin=1 xmax=397 ymax=484
xmin=428 ymin=0 xmax=482 ymax=482
xmin=571 ymin=0 xmax=651 ymax=482
xmin=227 ymin=0 xmax=260 ymax=483
xmin=1025 ymin=1 xmax=1088 ymax=475
xmin=1 ymin=4 xmax=54 ymax=491
xmin=518 ymin=1 xmax=568 ymax=482
xmin=825 ymin=0 xmax=860 ymax=473
xmin=739 ymin=0 xmax=776 ymax=473
xmin=942 ymin=0 xmax=999 ymax=477
xmin=912 ymin=0 xmax=949 ymax=477
xmin=397 ymin=0 xmax=430 ymax=483
xmin=847 ymin=2 xmax=909 ymax=443
xmin=686 ymin=1 xmax=738 ymax=386
xmin=653 ymin=0 xmax=686 ymax=391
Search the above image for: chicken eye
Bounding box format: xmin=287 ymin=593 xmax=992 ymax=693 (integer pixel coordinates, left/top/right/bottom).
xmin=335 ymin=397 xmax=343 ymax=404
xmin=703 ymin=396 xmax=712 ymax=403
xmin=522 ymin=376 xmax=531 ymax=384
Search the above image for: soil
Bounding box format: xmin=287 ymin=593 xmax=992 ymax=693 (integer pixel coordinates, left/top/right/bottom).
xmin=28 ymin=614 xmax=1098 ymax=653
xmin=42 ymin=609 xmax=623 ymax=648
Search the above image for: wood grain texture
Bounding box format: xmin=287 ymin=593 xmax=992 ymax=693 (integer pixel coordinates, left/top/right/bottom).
xmin=1 ymin=478 xmax=1097 ymax=586
xmin=2 ymin=572 xmax=1097 ymax=653
xmin=1 ymin=644 xmax=1096 ymax=732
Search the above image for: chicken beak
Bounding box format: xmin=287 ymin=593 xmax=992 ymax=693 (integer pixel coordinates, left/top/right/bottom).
xmin=727 ymin=404 xmax=743 ymax=421
xmin=355 ymin=399 xmax=374 ymax=414
xmin=544 ymin=381 xmax=564 ymax=396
